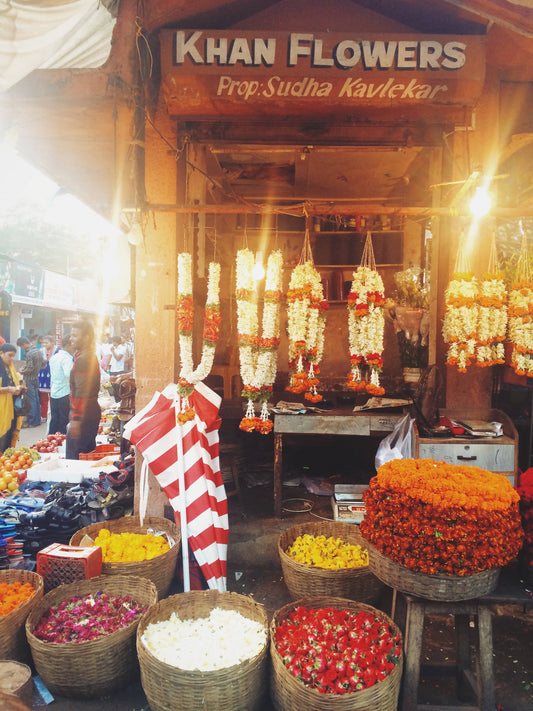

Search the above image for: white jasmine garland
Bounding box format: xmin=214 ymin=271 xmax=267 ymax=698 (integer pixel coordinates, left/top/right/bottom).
xmin=236 ymin=249 xmax=283 ymax=432
xmin=141 ymin=608 xmax=267 ymax=671
xmin=442 ymin=273 xmax=479 ymax=373
xmin=508 ymin=281 xmax=533 ymax=376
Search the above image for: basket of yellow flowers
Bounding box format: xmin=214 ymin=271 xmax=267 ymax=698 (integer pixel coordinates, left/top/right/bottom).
xmin=70 ymin=516 xmax=180 ymax=598
xmin=278 ymin=521 xmax=383 ymax=602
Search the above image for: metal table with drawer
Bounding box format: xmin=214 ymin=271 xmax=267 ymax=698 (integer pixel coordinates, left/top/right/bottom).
xmin=273 ymin=408 xmax=405 ymax=518
xmin=414 ymin=408 xmax=518 ymax=485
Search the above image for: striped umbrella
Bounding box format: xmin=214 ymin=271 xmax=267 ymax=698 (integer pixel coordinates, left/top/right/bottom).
xmin=123 ymin=382 xmax=228 ymax=591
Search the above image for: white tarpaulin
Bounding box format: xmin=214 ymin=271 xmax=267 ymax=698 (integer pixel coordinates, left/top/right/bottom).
xmin=0 ymin=0 xmax=117 ymax=93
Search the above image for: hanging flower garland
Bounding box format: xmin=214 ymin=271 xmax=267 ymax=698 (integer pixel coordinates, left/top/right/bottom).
xmin=508 ymin=231 xmax=533 ymax=376
xmin=236 ymin=249 xmax=283 ymax=434
xmin=346 ymin=233 xmax=385 ymax=396
xmin=442 ymin=240 xmax=478 ymax=373
xmin=346 ymin=266 xmax=386 ymax=395
xmin=176 ymin=252 xmax=221 ymax=423
xmin=476 ymin=236 xmax=507 ymax=367
xmin=286 ymin=261 xmax=328 ymax=403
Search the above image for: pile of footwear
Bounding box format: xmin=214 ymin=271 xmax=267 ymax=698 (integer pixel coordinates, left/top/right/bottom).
xmin=0 ymin=453 xmax=135 ymax=569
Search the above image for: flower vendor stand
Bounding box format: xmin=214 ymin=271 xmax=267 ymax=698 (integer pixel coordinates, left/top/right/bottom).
xmin=270 ymin=596 xmax=403 ymax=711
xmin=25 ymin=575 xmax=157 ymax=698
xmin=69 ymin=515 xmax=181 ymax=598
xmin=137 ymin=590 xmax=269 ymax=711
xmin=278 ymin=520 xmax=384 ymax=603
xmin=0 ymin=569 xmax=43 ymax=664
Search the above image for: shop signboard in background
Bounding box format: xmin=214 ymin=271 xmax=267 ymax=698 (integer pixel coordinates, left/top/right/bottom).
xmin=0 ymin=257 xmax=15 ymax=295
xmin=43 ymin=270 xmax=76 ymax=310
xmin=13 ymin=261 xmax=43 ymax=302
xmin=0 ymin=290 xmax=11 ymax=317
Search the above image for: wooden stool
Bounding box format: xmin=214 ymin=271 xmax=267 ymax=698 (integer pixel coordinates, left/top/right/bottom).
xmin=397 ymin=594 xmax=495 ymax=711
xmin=219 ymin=443 xmax=244 ymax=511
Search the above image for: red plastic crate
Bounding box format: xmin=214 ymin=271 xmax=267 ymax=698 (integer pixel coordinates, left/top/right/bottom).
xmin=37 ymin=543 xmax=103 ymax=592
xmin=79 ymin=444 xmax=120 ymax=461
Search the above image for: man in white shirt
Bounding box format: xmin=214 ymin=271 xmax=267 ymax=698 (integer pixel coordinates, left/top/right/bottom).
xmin=48 ymin=336 xmax=76 ymax=434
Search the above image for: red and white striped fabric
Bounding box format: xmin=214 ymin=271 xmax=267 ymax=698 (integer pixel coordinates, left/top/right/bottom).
xmin=123 ymin=382 xmax=228 ymax=592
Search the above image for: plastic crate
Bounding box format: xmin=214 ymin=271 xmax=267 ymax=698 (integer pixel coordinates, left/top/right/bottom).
xmin=37 ymin=543 xmax=102 ymax=592
xmin=79 ymin=444 xmax=120 ymax=461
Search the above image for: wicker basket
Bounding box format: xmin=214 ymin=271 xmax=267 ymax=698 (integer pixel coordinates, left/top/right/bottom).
xmin=69 ymin=515 xmax=180 ymax=598
xmin=362 ymin=535 xmax=501 ymax=601
xmin=270 ymin=596 xmax=403 ymax=711
xmin=0 ymin=691 xmax=31 ymax=711
xmin=25 ymin=574 xmax=157 ymax=698
xmin=0 ymin=661 xmax=32 ymax=707
xmin=137 ymin=590 xmax=269 ymax=711
xmin=0 ymin=570 xmax=44 ymax=663
xmin=278 ymin=521 xmax=384 ymax=603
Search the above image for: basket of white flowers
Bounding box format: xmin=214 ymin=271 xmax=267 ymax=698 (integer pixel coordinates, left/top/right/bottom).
xmin=137 ymin=590 xmax=269 ymax=711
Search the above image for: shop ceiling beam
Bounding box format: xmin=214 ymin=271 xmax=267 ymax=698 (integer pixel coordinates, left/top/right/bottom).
xmin=144 ymin=203 xmax=533 ymax=217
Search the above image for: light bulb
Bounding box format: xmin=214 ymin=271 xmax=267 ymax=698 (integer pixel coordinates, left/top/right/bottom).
xmin=128 ymin=222 xmax=144 ymax=246
xmin=252 ymin=260 xmax=265 ymax=280
xmin=469 ymin=186 xmax=491 ymax=218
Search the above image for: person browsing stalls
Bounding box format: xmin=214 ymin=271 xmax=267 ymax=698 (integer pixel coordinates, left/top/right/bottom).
xmin=66 ymin=320 xmax=101 ymax=460
xmin=16 ymin=336 xmax=44 ymax=427
xmin=49 ymin=336 xmax=76 ymax=435
xmin=0 ymin=343 xmax=25 ymax=452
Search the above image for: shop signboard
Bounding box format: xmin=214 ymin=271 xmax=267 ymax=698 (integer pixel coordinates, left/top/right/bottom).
xmin=43 ymin=270 xmax=76 ymax=310
xmin=13 ymin=262 xmax=43 ymax=302
xmin=160 ymin=30 xmax=485 ymax=119
xmin=0 ymin=290 xmax=11 ymax=317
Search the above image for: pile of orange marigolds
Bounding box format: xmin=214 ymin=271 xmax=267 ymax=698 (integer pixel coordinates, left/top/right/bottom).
xmin=360 ymin=458 xmax=524 ymax=576
xmin=0 ymin=581 xmax=35 ymax=615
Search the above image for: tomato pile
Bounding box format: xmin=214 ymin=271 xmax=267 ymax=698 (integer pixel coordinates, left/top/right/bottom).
xmin=274 ymin=606 xmax=401 ymax=695
xmin=31 ymin=432 xmax=66 ymax=454
xmin=0 ymin=448 xmax=37 ymax=496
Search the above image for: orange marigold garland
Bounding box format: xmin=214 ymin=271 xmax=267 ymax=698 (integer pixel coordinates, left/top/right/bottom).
xmin=360 ymin=458 xmax=523 ymax=576
xmin=236 ymin=249 xmax=283 ymax=434
xmin=177 ymin=252 xmax=221 ymax=423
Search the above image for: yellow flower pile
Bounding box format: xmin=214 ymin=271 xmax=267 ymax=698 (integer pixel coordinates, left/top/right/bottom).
xmin=93 ymin=529 xmax=170 ymax=563
xmin=285 ymin=534 xmax=369 ymax=570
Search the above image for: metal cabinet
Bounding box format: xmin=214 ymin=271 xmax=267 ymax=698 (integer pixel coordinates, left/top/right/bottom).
xmin=414 ymin=409 xmax=518 ymax=485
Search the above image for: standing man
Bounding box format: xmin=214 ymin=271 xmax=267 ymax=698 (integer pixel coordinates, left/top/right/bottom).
xmin=49 ymin=336 xmax=76 ymax=435
xmin=16 ymin=336 xmax=43 ymax=428
xmin=66 ymin=320 xmax=101 ymax=460
xmin=39 ymin=334 xmax=59 ymax=423
xmin=109 ymin=336 xmax=126 ymax=401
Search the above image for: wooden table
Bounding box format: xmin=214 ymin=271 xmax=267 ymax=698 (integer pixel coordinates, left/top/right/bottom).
xmin=273 ymin=408 xmax=405 ymax=518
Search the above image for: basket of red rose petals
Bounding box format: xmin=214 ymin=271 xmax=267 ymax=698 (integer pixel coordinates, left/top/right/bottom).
xmin=25 ymin=575 xmax=157 ymax=698
xmin=360 ymin=459 xmax=523 ymax=601
xmin=270 ymin=597 xmax=402 ymax=711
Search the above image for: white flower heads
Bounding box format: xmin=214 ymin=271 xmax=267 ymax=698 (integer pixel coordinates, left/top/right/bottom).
xmin=141 ymin=607 xmax=267 ymax=671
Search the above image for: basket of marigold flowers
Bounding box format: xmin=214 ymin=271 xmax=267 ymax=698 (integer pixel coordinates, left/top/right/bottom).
xmin=278 ymin=521 xmax=384 ymax=603
xmin=70 ymin=515 xmax=180 ymax=598
xmin=359 ymin=458 xmax=524 ymax=601
xmin=0 ymin=570 xmax=43 ymax=663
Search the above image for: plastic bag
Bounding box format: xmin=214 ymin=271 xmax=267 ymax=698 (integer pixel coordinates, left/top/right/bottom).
xmin=375 ymin=414 xmax=414 ymax=470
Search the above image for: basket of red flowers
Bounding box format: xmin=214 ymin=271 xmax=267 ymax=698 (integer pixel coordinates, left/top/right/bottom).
xmin=360 ymin=458 xmax=524 ymax=601
xmin=0 ymin=570 xmax=43 ymax=663
xmin=517 ymin=468 xmax=533 ymax=585
xmin=270 ymin=597 xmax=402 ymax=711
xmin=25 ymin=574 xmax=157 ymax=698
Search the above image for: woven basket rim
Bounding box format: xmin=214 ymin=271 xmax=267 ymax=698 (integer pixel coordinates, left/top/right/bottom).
xmin=361 ymin=532 xmax=501 ymax=583
xmin=270 ymin=596 xmax=403 ymax=703
xmin=26 ymin=574 xmax=157 ymax=649
xmin=278 ymin=521 xmax=371 ymax=576
xmin=137 ymin=591 xmax=269 ymax=676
